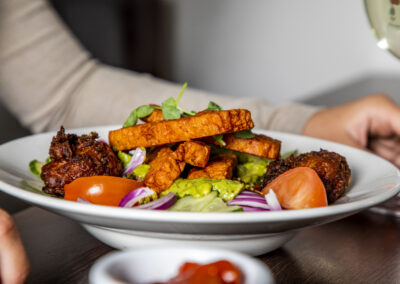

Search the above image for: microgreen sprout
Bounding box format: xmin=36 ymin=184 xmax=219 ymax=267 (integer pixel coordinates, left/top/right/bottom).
xmin=123 ymin=105 xmax=156 ymax=128
xmin=213 ymin=134 xmax=226 ymax=146
xmin=162 ymin=82 xmax=196 ymax=120
xmin=233 ymin=130 xmax=255 ymax=139
xmin=207 ymin=101 xmax=222 ymax=111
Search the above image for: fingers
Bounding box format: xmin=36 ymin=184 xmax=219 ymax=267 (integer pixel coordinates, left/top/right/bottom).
xmin=368 ymin=136 xmax=400 ymax=167
xmin=302 ymin=107 xmax=367 ymax=150
xmin=0 ymin=209 xmax=30 ymax=284
xmin=363 ymin=94 xmax=400 ymax=137
xmin=303 ymin=93 xmax=400 ymax=166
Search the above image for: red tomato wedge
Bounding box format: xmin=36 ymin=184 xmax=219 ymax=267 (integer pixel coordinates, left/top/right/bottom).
xmin=261 ymin=167 xmax=328 ymax=209
xmin=64 ymin=176 xmax=143 ymax=206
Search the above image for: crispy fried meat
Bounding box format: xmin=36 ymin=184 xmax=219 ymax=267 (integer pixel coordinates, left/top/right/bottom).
xmin=187 ymin=154 xmax=237 ymax=180
xmin=109 ymin=109 xmax=254 ymax=150
xmin=262 ymin=149 xmax=351 ymax=203
xmin=41 ymin=127 xmax=123 ymax=196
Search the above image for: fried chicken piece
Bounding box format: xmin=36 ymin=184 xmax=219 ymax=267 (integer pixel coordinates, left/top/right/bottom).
xmin=262 ymin=156 xmax=296 ymax=187
xmin=187 ymin=154 xmax=237 ymax=180
xmin=48 ymin=129 xmax=79 ymax=160
xmin=295 ymin=150 xmax=351 ymax=203
xmin=204 ymin=133 xmax=281 ymax=159
xmin=262 ymin=149 xmax=351 ymax=203
xmin=175 ymin=141 xmax=210 ymax=168
xmin=140 ymin=108 xmax=164 ymax=123
xmin=41 ymin=127 xmax=123 ymax=196
xmin=144 ymin=147 xmax=185 ymax=193
xmin=109 ymin=109 xmax=254 ymax=150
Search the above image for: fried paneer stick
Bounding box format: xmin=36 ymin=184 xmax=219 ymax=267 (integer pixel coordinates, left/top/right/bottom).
xmin=175 ymin=141 xmax=211 ymax=168
xmin=204 ymin=133 xmax=281 ymax=159
xmin=109 ymin=109 xmax=254 ymax=150
xmin=144 ymin=147 xmax=185 ymax=193
xmin=187 ymin=154 xmax=237 ymax=180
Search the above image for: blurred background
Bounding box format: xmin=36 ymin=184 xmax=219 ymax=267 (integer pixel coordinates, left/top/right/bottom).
xmin=2 ymin=0 xmax=400 ymax=212
xmin=3 ymin=0 xmax=400 ymax=144
xmin=51 ymin=0 xmax=400 ymax=102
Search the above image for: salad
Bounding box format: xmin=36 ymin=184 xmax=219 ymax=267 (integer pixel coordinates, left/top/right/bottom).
xmin=30 ymin=83 xmax=351 ymax=212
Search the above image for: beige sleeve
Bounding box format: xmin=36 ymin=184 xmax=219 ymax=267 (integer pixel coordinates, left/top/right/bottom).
xmin=0 ymin=0 xmax=319 ymax=134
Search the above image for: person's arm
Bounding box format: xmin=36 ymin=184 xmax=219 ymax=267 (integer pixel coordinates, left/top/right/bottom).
xmin=0 ymin=0 xmax=318 ymax=134
xmin=0 ymin=209 xmax=30 ymax=284
xmin=303 ymin=93 xmax=400 ymax=167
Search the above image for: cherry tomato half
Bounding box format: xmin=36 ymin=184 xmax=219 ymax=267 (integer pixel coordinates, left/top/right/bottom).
xmin=262 ymin=167 xmax=328 ymax=209
xmin=64 ymin=176 xmax=143 ymax=206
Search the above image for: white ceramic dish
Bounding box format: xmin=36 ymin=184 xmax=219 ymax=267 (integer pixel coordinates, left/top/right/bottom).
xmin=0 ymin=126 xmax=399 ymax=255
xmin=89 ymin=246 xmax=274 ymax=284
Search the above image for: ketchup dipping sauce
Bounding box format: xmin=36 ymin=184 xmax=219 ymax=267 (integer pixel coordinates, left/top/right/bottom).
xmin=154 ymin=259 xmax=243 ymax=284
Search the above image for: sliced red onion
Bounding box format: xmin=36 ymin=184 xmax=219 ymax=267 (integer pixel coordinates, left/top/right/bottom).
xmin=118 ymin=187 xmax=155 ymax=208
xmin=123 ymin=147 xmax=146 ymax=175
xmin=227 ymin=190 xmax=270 ymax=210
xmin=240 ymin=206 xmax=269 ymax=212
xmin=136 ymin=192 xmax=176 ymax=210
xmin=239 ymin=190 xmax=263 ymax=196
xmin=97 ymin=138 xmax=108 ymax=144
xmin=235 ymin=191 xmax=266 ymax=201
xmin=265 ymin=189 xmax=282 ymax=211
xmin=77 ymin=197 xmax=91 ymax=204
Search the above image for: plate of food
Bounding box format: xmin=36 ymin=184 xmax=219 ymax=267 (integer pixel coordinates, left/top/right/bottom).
xmin=0 ymin=91 xmax=399 ymax=255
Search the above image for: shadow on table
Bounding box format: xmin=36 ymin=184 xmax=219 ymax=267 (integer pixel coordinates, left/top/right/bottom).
xmin=259 ymin=248 xmax=313 ymax=284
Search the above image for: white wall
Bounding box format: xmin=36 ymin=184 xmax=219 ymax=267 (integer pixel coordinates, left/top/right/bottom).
xmin=167 ymin=0 xmax=400 ymax=103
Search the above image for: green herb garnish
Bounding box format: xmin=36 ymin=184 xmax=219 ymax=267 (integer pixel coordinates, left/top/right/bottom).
xmin=233 ymin=130 xmax=255 ymax=139
xmin=207 ymin=101 xmax=222 ymax=111
xmin=161 ymin=82 xmax=196 ymax=120
xmin=161 ymin=97 xmax=182 ymax=120
xmin=123 ymin=110 xmax=138 ymax=128
xmin=213 ymin=134 xmax=226 ymax=146
xmin=123 ymin=83 xmax=228 ymax=127
xmin=123 ymin=83 xmax=197 ymax=127
xmin=136 ymin=105 xmax=155 ymax=118
xmin=123 ymin=105 xmax=156 ymax=128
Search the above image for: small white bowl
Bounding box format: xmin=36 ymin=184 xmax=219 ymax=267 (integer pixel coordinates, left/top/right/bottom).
xmin=89 ymin=246 xmax=274 ymax=284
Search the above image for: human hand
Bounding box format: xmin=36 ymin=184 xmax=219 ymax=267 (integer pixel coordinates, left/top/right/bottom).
xmin=0 ymin=209 xmax=29 ymax=284
xmin=303 ymin=94 xmax=400 ymax=167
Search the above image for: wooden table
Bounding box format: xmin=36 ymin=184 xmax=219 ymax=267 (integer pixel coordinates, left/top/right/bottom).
xmin=13 ymin=205 xmax=400 ymax=284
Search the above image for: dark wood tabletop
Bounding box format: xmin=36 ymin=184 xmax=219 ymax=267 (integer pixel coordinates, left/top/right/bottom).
xmin=12 ymin=204 xmax=400 ymax=284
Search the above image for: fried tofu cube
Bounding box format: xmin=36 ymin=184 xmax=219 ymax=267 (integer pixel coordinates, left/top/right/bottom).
xmin=175 ymin=141 xmax=210 ymax=168
xmin=144 ymin=147 xmax=185 ymax=193
xmin=187 ymin=154 xmax=237 ymax=180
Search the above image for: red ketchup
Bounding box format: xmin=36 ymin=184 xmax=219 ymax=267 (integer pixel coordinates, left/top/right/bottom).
xmin=154 ymin=260 xmax=243 ymax=284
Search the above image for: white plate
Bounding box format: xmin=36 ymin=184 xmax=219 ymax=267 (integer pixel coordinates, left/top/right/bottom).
xmin=0 ymin=126 xmax=399 ymax=255
xmin=89 ymin=246 xmax=274 ymax=284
